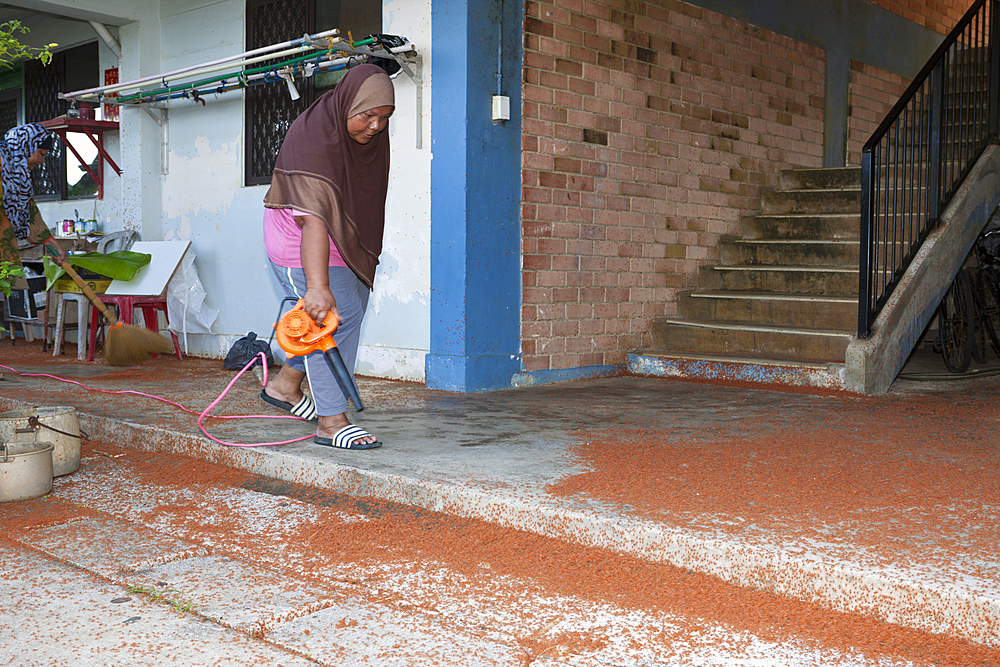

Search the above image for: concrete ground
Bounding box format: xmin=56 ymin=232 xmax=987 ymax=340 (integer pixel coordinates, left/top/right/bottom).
xmin=1 ymin=339 xmax=998 ymax=664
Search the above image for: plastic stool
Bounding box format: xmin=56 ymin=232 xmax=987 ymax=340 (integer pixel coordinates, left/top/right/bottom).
xmin=53 ymin=293 xmax=91 ymax=360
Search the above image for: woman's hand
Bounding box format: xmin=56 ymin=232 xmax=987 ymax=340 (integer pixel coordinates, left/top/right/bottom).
xmin=45 ymin=237 xmax=67 ymax=264
xmin=296 ymin=214 xmax=339 ymax=325
xmin=302 ymin=286 xmax=340 ymax=326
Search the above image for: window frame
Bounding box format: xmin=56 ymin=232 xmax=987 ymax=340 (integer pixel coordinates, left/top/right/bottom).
xmin=244 ymin=0 xmax=315 ymax=187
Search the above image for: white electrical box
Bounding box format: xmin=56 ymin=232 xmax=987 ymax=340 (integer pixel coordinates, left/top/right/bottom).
xmin=492 ymin=95 xmax=510 ymax=122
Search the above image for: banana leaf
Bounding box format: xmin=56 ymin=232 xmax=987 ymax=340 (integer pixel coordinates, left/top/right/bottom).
xmin=43 ymin=251 xmax=152 ymax=291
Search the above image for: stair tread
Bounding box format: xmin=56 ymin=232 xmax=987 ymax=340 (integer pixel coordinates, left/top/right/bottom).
xmin=754 ymin=212 xmax=858 ymax=217
xmin=732 ymin=239 xmax=857 ymax=244
xmin=634 ymin=350 xmax=843 ymax=370
xmin=656 ymin=318 xmax=853 ymax=337
xmin=713 ymin=265 xmax=858 ymax=273
xmin=687 ymin=291 xmax=856 ymax=303
xmin=774 ymin=188 xmax=860 ymax=194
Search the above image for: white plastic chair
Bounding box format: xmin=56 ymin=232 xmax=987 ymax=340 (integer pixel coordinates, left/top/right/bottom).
xmin=95 ymin=230 xmax=140 ymax=255
xmin=52 ymin=230 xmax=140 ymax=359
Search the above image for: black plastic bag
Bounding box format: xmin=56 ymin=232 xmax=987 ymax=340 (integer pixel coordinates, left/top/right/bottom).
xmin=223 ymin=331 xmax=273 ymax=370
xmin=365 ymin=34 xmax=409 ymax=76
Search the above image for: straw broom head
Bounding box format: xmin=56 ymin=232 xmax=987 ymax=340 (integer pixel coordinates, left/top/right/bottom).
xmin=104 ymin=321 xmax=176 ymax=366
xmin=49 ymin=254 xmax=175 ymax=366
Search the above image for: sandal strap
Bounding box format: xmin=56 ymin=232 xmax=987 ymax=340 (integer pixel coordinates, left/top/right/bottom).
xmin=333 ymin=425 xmax=371 ymax=449
xmin=290 ymin=395 xmax=317 ymax=421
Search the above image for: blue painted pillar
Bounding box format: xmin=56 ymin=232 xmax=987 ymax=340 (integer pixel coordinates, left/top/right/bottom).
xmin=426 ymin=0 xmax=523 ymax=391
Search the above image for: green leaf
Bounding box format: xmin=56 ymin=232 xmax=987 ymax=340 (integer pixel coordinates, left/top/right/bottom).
xmin=0 ymin=260 xmax=25 ymax=297
xmin=43 ymin=251 xmax=152 ymax=290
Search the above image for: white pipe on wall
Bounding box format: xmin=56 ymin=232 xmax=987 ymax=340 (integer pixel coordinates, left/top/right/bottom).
xmin=88 ymin=21 xmax=122 ymax=59
xmin=64 ymin=28 xmax=341 ymax=100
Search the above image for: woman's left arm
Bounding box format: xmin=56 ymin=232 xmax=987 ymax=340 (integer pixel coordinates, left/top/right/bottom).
xmin=26 ymin=199 xmax=67 ymax=263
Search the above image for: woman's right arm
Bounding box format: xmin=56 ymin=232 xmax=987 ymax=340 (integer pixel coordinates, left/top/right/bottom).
xmin=296 ymin=214 xmax=339 ymax=325
xmin=26 ymin=199 xmax=67 ymax=263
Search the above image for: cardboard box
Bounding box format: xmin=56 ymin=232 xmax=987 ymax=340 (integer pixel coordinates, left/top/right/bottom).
xmin=52 ymin=267 xmax=112 ymax=294
xmin=52 ymin=278 xmax=112 ymax=294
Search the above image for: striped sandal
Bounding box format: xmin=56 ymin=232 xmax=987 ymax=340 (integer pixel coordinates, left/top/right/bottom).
xmin=315 ymin=424 xmax=382 ymax=450
xmin=259 ymin=389 xmax=318 ymax=423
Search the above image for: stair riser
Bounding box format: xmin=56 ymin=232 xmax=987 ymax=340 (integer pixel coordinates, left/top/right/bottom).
xmin=678 ymin=294 xmax=857 ymax=329
xmin=650 ymin=321 xmax=850 ymax=362
xmin=746 ymin=215 xmax=860 ymax=240
xmin=780 ymin=168 xmax=861 ymax=190
xmin=706 ymin=268 xmax=859 ymax=295
xmin=720 ymin=242 xmax=860 ymax=267
xmin=762 ymin=190 xmax=861 ymax=215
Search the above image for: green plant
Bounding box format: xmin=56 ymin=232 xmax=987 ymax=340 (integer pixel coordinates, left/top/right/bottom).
xmin=0 ymin=20 xmax=55 ymax=68
xmin=0 ymin=261 xmax=23 ymax=298
xmin=0 ymin=261 xmax=25 ymax=334
xmin=126 ymin=584 xmax=198 ymax=614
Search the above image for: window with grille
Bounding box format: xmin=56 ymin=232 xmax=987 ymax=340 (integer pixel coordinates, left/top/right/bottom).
xmin=24 ymin=42 xmax=100 ymax=201
xmin=245 ymin=0 xmax=381 ymax=186
xmin=0 ymin=90 xmax=21 ymax=137
xmin=25 ymin=52 xmax=66 ymax=200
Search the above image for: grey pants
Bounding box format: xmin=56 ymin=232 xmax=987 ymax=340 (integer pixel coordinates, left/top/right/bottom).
xmin=269 ymin=261 xmax=370 ymax=416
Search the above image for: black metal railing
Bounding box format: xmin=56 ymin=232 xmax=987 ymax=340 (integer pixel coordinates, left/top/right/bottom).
xmin=859 ymin=0 xmax=1000 ymax=337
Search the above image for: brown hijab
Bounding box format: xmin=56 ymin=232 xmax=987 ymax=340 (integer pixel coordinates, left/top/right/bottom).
xmin=264 ymin=64 xmax=394 ymax=288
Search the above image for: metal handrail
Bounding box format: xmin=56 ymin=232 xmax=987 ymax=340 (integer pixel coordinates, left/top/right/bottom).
xmin=858 ymin=0 xmax=999 ymax=337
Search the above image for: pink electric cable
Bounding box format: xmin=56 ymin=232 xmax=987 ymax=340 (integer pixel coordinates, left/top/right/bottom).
xmin=0 ymin=353 xmax=314 ymax=447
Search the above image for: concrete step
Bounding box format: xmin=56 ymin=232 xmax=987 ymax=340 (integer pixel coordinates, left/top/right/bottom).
xmin=721 ymin=239 xmax=861 ymax=266
xmin=650 ymin=319 xmax=853 ymax=362
xmin=780 ymin=167 xmax=862 ymax=190
xmin=745 ymin=213 xmax=860 ymax=240
xmin=678 ymin=291 xmax=857 ymax=329
xmin=628 ymin=350 xmax=847 ymax=391
xmin=762 ymin=189 xmax=861 ymax=215
xmin=703 ymin=265 xmax=859 ymax=294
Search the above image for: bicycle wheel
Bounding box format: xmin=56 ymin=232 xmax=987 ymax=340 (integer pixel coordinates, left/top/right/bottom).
xmin=978 ymin=266 xmax=1000 ymax=357
xmin=939 ymin=269 xmax=973 ymax=373
xmin=970 ymin=268 xmax=987 ymax=364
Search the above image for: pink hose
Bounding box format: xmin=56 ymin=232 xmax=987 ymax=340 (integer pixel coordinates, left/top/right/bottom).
xmin=0 ymin=353 xmax=313 ymax=447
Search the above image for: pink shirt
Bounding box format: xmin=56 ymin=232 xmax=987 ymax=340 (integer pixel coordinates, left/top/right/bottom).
xmin=262 ymin=207 xmax=348 ymax=268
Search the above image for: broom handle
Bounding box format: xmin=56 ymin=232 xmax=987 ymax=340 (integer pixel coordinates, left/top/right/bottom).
xmin=47 ymin=249 xmax=120 ymax=326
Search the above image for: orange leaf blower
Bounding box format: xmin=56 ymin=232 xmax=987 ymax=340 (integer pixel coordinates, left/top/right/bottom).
xmin=274 ymin=299 xmax=365 ymax=411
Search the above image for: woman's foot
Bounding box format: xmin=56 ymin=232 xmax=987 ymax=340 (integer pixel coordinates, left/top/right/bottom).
xmin=315 ymin=414 xmax=380 ymax=449
xmin=259 ymin=389 xmax=317 ymax=422
xmin=262 ymin=364 xmax=307 ymax=405
xmin=259 ymin=364 xmax=317 ymax=422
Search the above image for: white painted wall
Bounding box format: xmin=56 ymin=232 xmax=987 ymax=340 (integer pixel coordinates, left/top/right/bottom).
xmin=31 ymin=0 xmax=432 ymax=381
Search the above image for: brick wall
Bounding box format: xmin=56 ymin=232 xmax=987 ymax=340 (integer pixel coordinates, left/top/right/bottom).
xmin=847 ymin=61 xmax=911 ymax=166
xmin=866 ymin=0 xmax=970 ymax=34
xmin=521 ymin=0 xmax=825 ymax=372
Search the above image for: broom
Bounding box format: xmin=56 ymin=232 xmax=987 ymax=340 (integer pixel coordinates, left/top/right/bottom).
xmin=50 ymin=252 xmax=175 ymax=366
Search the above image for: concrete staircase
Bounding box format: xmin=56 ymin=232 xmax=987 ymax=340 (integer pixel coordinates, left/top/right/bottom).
xmin=630 ymin=167 xmax=862 ymax=389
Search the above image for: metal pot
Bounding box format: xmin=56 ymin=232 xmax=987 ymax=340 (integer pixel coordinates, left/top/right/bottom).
xmin=0 ymin=441 xmax=54 ymax=503
xmin=0 ymin=406 xmax=81 ymax=477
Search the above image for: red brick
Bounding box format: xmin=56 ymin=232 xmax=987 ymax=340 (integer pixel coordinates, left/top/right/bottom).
xmin=522 ymin=0 xmax=827 ymax=372
xmin=523 ymin=254 xmax=551 ymax=270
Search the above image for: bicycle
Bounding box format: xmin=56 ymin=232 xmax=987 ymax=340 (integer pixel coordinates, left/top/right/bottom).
xmin=972 ymin=227 xmax=1000 ymax=356
xmin=937 ymin=266 xmax=973 ymax=373
xmin=936 ymin=226 xmax=1000 ymax=372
